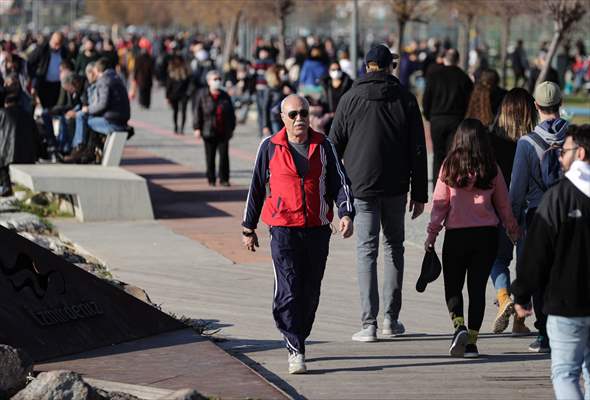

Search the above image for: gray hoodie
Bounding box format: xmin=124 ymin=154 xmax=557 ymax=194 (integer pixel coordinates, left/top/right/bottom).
xmin=509 ymin=118 xmax=568 ymax=223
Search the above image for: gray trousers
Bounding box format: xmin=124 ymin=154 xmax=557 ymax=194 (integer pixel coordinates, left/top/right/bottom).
xmin=355 ymin=195 xmax=407 ymax=328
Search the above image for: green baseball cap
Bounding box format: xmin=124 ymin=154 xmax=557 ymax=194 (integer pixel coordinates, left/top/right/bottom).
xmin=534 ymin=81 xmax=562 ymax=107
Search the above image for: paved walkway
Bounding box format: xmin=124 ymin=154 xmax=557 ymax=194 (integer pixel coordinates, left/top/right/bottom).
xmin=55 ymin=88 xmax=553 ymax=399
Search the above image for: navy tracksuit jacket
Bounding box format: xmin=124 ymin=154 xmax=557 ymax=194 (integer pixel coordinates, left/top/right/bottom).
xmin=243 ymin=128 xmax=354 ymax=354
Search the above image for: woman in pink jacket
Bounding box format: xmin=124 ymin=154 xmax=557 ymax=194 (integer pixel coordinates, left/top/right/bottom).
xmin=425 ymin=119 xmax=520 ymax=358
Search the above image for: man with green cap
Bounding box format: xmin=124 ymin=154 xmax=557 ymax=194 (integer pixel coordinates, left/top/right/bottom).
xmin=509 ymin=81 xmax=568 ymax=353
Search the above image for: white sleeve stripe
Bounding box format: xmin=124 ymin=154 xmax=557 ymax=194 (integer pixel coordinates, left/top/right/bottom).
xmin=327 ymin=139 xmax=353 ymax=212
xmin=243 ymin=136 xmax=272 ymax=222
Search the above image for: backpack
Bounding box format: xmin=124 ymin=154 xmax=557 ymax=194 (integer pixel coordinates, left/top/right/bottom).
xmin=526 ymin=132 xmax=563 ymax=190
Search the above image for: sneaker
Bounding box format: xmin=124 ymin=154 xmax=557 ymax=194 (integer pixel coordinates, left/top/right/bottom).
xmin=352 ymin=325 xmax=377 ymax=342
xmin=382 ymin=319 xmax=405 ymax=336
xmin=492 ymin=298 xmax=514 ymax=334
xmin=288 ymin=353 xmax=307 ymax=374
xmin=528 ymin=335 xmax=550 ymax=353
xmin=511 ymin=316 xmax=532 ymax=337
xmin=464 ymin=343 xmax=479 ymax=358
xmin=449 ymin=325 xmax=468 ymax=357
xmin=219 ymin=181 xmax=231 ymax=187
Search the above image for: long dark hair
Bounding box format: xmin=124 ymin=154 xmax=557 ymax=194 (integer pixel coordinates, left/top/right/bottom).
xmin=442 ymin=119 xmax=497 ymax=189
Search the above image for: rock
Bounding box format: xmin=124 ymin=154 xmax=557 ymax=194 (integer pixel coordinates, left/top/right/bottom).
xmin=18 ymin=232 xmax=67 ymax=255
xmin=95 ymin=389 xmax=142 ymax=400
xmin=0 ymin=345 xmax=33 ymax=399
xmin=59 ymin=197 xmax=75 ymax=215
xmin=0 ymin=212 xmax=46 ymax=233
xmin=11 ymin=370 xmax=105 ymax=400
xmin=62 ymin=252 xmax=86 ymax=264
xmin=26 ymin=193 xmax=50 ymax=207
xmin=0 ymin=197 xmax=19 ymax=213
xmin=159 ymin=389 xmax=206 ymax=400
xmin=13 ymin=191 xmax=27 ymax=201
xmin=122 ymin=284 xmax=153 ymax=304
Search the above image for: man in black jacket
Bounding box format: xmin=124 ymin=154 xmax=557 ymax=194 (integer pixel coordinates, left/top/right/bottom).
xmin=329 ymin=44 xmax=428 ymax=342
xmin=422 ymin=49 xmax=473 ymax=182
xmin=28 ymin=32 xmax=70 ymax=109
xmin=513 ymin=125 xmax=590 ymax=400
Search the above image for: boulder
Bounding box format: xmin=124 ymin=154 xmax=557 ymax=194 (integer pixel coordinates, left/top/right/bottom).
xmin=159 ymin=389 xmax=206 ymax=400
xmin=0 ymin=345 xmax=33 ymax=399
xmin=123 ymin=284 xmax=153 ymax=305
xmin=18 ymin=232 xmax=67 ymax=255
xmin=95 ymin=389 xmax=142 ymax=400
xmin=13 ymin=191 xmax=27 ymax=201
xmin=11 ymin=370 xmax=106 ymax=400
xmin=0 ymin=197 xmax=19 ymax=213
xmin=0 ymin=212 xmax=46 ymax=233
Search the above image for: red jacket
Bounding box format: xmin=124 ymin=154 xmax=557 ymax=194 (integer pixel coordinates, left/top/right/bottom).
xmin=243 ymin=128 xmax=354 ymax=229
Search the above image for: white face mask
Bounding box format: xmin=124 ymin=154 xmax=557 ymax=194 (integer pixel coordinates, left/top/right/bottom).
xmin=329 ymin=70 xmax=342 ymax=80
xmin=209 ymin=80 xmax=222 ymax=90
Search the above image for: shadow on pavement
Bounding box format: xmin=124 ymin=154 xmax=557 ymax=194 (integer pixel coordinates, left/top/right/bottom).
xmin=305 ymin=352 xmax=550 ymax=374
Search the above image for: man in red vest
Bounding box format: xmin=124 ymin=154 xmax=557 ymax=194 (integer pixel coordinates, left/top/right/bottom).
xmin=242 ymin=94 xmax=354 ymax=374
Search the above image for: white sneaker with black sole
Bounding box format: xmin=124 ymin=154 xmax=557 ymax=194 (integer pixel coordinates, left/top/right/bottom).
xmin=352 ymin=325 xmax=377 ymax=342
xmin=449 ymin=326 xmax=468 ymax=357
xmin=288 ymin=353 xmax=307 ymax=374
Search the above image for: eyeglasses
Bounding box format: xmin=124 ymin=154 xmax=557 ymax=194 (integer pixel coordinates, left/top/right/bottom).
xmin=558 ymin=146 xmax=579 ymax=157
xmin=286 ymin=109 xmax=309 ymax=120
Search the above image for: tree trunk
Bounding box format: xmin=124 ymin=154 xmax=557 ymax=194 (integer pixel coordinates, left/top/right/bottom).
xmin=500 ymin=15 xmax=511 ymax=88
xmin=277 ymin=12 xmax=287 ymax=64
xmin=395 ymin=18 xmax=406 ymax=77
xmin=536 ymin=28 xmax=561 ymax=87
xmin=223 ymin=10 xmax=242 ymax=69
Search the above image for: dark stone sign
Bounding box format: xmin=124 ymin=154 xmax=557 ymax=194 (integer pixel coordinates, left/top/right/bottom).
xmin=0 ymin=226 xmax=185 ymax=362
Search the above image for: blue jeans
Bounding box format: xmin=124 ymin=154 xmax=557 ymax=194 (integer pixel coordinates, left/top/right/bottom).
xmin=354 ymin=195 xmax=407 ymax=327
xmin=547 ymin=315 xmax=590 ymax=400
xmin=72 ymin=111 xmax=88 ymax=148
xmin=489 ymin=226 xmax=514 ymax=291
xmin=87 ymin=116 xmax=126 ymax=136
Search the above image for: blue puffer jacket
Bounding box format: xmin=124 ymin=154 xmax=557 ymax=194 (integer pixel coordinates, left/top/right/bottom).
xmin=299 ymin=59 xmax=327 ymax=87
xmin=88 ymin=69 xmax=130 ymax=126
xmin=510 ymin=118 xmax=568 ymax=223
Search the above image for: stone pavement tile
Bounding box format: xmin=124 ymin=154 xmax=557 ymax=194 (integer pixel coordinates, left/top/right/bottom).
xmin=37 ymin=329 xmax=288 ymax=400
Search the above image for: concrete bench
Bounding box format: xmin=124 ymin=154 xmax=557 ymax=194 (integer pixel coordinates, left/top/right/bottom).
xmin=9 ymin=131 xmax=153 ymax=222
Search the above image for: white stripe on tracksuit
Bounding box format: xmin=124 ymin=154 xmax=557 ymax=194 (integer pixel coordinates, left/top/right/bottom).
xmin=243 ymin=136 xmax=272 ymax=223
xmin=319 ymin=146 xmax=329 ymax=225
xmin=326 ymin=139 xmax=353 ymax=213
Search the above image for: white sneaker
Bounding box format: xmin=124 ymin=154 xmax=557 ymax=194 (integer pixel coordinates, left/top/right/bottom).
xmin=288 ymin=353 xmax=307 ymax=374
xmin=382 ymin=319 xmax=405 ymax=336
xmin=352 ymin=325 xmax=377 ymax=342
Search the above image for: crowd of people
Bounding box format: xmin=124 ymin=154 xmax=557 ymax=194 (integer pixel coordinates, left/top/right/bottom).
xmin=240 ymin=42 xmax=588 ymax=400
xmin=0 ymin=26 xmax=589 ymax=399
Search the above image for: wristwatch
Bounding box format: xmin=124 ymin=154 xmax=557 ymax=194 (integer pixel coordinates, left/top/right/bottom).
xmin=242 ymin=230 xmax=256 ymax=237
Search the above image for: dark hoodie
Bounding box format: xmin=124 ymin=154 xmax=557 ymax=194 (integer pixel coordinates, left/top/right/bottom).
xmin=329 ymin=71 xmax=428 ymax=202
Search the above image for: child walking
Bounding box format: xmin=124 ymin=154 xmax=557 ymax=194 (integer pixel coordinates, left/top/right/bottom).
xmin=425 ymin=119 xmax=520 ymax=358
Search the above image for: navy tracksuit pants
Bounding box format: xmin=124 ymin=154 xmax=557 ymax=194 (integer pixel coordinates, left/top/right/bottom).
xmin=270 ymin=225 xmax=331 ymax=355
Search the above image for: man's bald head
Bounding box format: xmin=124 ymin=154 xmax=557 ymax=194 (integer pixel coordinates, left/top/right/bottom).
xmin=280 ymin=94 xmax=310 ymax=141
xmin=49 ymin=32 xmax=64 ymax=51
xmin=280 ymin=94 xmax=309 ymax=113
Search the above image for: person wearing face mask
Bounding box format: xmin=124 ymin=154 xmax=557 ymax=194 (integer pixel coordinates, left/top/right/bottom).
xmin=193 ymin=70 xmax=236 ymax=187
xmin=320 ymin=62 xmax=352 ymax=132
xmin=188 ymin=42 xmax=215 ymax=115
xmin=27 ymin=31 xmax=71 ymax=109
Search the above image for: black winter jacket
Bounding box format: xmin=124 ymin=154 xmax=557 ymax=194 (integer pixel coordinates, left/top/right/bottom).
xmin=512 ymin=177 xmax=590 ymax=317
xmin=329 ymin=72 xmax=428 ymax=202
xmin=0 ymin=105 xmax=39 ymax=167
xmin=27 ymin=44 xmax=70 ymax=83
xmin=193 ymin=88 xmax=236 ymax=140
xmin=422 ymin=65 xmax=473 ymax=120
